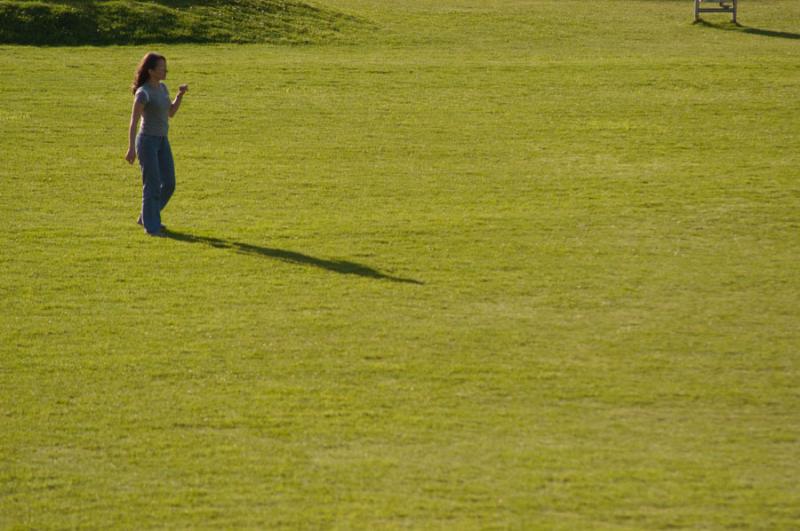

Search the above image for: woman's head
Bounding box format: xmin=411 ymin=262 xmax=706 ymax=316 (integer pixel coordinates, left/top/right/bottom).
xmin=131 ymin=52 xmax=167 ymax=94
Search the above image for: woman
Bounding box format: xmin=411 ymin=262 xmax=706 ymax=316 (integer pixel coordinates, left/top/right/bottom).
xmin=125 ymin=52 xmax=188 ymax=236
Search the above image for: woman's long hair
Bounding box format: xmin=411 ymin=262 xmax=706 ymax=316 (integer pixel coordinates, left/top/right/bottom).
xmin=131 ymin=52 xmax=166 ymax=94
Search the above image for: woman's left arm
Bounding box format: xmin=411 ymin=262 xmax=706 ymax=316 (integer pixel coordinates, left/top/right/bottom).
xmin=169 ymin=84 xmax=189 ymax=118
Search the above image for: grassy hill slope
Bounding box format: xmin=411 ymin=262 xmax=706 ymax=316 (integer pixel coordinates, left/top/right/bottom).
xmin=0 ymin=0 xmax=366 ymax=45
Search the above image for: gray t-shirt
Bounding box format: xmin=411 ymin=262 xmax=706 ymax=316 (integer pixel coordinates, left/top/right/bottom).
xmin=135 ymin=82 xmax=170 ymax=136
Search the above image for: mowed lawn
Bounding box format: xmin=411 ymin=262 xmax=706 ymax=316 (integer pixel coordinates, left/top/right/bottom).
xmin=1 ymin=0 xmax=799 ymax=528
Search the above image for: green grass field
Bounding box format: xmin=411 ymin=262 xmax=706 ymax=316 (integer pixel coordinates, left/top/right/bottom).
xmin=2 ymin=0 xmax=799 ymax=528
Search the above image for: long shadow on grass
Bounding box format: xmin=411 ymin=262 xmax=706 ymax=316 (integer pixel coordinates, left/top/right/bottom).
xmin=694 ymin=19 xmax=800 ymax=39
xmin=163 ymin=230 xmax=423 ymax=285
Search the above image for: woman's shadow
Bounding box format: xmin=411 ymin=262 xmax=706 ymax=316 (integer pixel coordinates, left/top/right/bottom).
xmin=162 ymin=229 xmax=424 ymax=285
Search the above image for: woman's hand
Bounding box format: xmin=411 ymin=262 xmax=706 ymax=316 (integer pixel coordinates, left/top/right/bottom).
xmin=170 ymin=85 xmax=188 ymax=117
xmin=125 ymin=147 xmax=136 ymax=165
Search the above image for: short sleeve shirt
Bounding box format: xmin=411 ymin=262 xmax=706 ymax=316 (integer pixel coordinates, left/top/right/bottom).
xmin=135 ymin=82 xmax=170 ymax=136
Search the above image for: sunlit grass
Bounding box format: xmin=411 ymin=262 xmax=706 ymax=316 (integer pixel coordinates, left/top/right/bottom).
xmin=1 ymin=0 xmax=799 ymax=527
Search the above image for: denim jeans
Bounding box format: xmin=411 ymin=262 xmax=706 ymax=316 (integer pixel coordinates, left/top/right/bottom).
xmin=136 ymin=133 xmax=175 ymax=234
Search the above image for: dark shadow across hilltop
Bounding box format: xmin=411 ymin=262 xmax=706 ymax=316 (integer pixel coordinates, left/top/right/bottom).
xmin=21 ymin=0 xmax=323 ymax=11
xmin=163 ymin=230 xmax=424 ymax=285
xmin=0 ymin=0 xmax=367 ymax=46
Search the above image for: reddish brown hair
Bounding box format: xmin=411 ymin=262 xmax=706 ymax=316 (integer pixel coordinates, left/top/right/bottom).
xmin=131 ymin=52 xmax=166 ymax=94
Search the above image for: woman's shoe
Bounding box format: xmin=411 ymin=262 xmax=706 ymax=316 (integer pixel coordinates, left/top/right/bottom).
xmin=137 ymin=215 xmax=166 ymax=231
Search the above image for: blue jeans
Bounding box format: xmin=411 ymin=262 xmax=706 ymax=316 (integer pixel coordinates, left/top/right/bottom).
xmin=136 ymin=134 xmax=175 ymax=234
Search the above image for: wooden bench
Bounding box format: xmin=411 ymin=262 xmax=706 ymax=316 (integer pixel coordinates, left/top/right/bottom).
xmin=694 ymin=0 xmax=738 ymax=23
